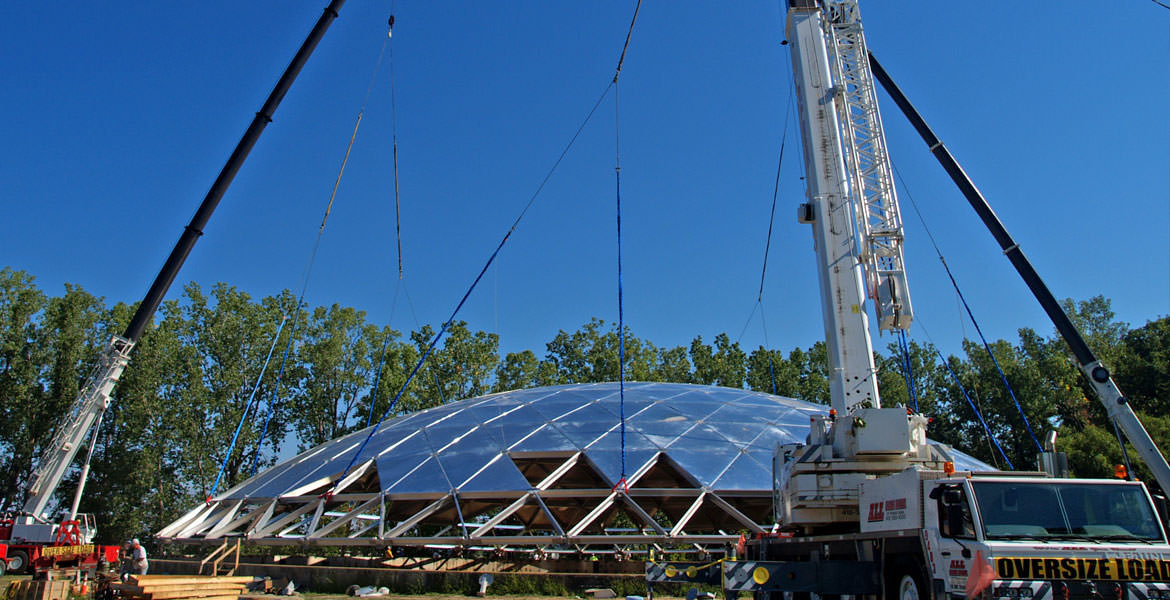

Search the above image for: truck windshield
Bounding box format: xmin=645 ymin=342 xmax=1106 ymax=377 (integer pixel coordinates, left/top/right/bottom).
xmin=970 ymin=481 xmax=1163 ymax=542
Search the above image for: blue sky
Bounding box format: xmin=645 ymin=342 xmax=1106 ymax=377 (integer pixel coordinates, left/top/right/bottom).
xmin=3 ymin=1 xmax=1168 ymax=365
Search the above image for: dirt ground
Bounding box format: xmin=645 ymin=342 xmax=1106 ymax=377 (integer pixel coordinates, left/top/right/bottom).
xmin=0 ymin=577 xmax=671 ymax=600
xmin=302 ymin=596 xmax=619 ymax=600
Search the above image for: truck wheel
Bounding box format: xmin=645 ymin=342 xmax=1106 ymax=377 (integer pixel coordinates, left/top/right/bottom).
xmin=8 ymin=550 xmax=28 ymax=574
xmin=887 ymin=560 xmax=928 ymax=600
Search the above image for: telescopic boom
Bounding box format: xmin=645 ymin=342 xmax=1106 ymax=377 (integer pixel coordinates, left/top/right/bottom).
xmin=20 ymin=0 xmax=347 ymax=528
xmin=867 ymin=51 xmax=1170 ymax=493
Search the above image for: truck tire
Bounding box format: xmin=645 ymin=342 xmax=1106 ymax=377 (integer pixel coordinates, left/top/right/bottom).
xmin=7 ymin=549 xmax=28 ymax=574
xmin=886 ymin=559 xmax=928 ymax=600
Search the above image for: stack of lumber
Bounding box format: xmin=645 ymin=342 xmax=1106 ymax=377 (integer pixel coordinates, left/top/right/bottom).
xmin=5 ymin=580 xmax=71 ymax=600
xmin=111 ymin=575 xmax=255 ymax=600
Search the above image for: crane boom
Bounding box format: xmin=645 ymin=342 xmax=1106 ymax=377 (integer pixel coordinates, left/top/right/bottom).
xmin=788 ymin=0 xmax=880 ymax=414
xmin=776 ymin=0 xmax=946 ymax=531
xmin=867 ymin=52 xmax=1170 ymax=494
xmin=788 ymin=0 xmax=911 ymax=415
xmin=15 ymin=0 xmax=347 ymax=537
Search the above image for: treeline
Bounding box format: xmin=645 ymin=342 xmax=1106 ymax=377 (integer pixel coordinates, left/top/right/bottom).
xmin=1 ymin=266 xmax=1167 ymax=543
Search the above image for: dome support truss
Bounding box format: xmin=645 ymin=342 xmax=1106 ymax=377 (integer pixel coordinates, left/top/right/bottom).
xmin=160 ymin=449 xmax=765 ymax=550
xmin=158 ymin=383 xmax=988 ymax=553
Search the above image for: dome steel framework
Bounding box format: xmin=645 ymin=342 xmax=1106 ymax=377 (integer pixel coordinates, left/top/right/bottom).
xmin=158 ymin=382 xmax=988 ymax=551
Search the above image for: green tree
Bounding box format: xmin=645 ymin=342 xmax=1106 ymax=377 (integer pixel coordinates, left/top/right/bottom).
xmin=176 ymin=283 xmax=292 ymax=497
xmin=652 ymin=345 xmax=692 ymax=384
xmin=292 ymin=303 xmax=377 ymax=450
xmin=689 ymin=333 xmax=746 ymax=388
xmin=409 ymin=321 xmax=499 ymax=411
xmin=746 ymin=347 xmax=797 ymax=396
xmin=543 ymin=318 xmax=656 ymax=384
xmin=80 ymin=298 xmax=200 ymax=543
xmin=1114 ymin=317 xmax=1170 ymax=415
xmin=494 ymin=349 xmax=556 ymax=392
xmin=0 ymin=268 xmax=49 ymax=511
xmin=360 ymin=325 xmax=419 ymax=423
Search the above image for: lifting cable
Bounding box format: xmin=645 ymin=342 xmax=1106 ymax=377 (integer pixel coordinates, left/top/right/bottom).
xmin=388 ymin=8 xmax=404 ymax=279
xmin=892 ymin=161 xmax=1044 ymax=454
xmin=206 ymin=315 xmax=288 ymax=502
xmin=364 ymin=8 xmax=417 ymax=428
xmin=327 ymin=59 xmax=623 ymax=499
xmin=249 ymin=21 xmax=395 ymax=474
xmin=917 ymin=321 xmax=1013 ymax=470
xmin=896 ymin=329 xmax=919 ymax=412
xmin=611 ymin=0 xmax=642 ymax=494
xmin=365 ymin=284 xmax=403 ymax=428
xmin=736 ymin=37 xmax=795 ymax=398
xmin=363 ymin=277 xmax=440 ymax=428
xmin=756 ymin=80 xmax=795 ymax=396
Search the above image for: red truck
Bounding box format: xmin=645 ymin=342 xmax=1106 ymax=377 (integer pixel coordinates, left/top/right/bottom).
xmin=0 ymin=513 xmax=119 ymax=576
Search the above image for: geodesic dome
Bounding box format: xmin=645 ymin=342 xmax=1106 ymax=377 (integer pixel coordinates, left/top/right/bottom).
xmin=159 ymin=382 xmax=989 ymax=550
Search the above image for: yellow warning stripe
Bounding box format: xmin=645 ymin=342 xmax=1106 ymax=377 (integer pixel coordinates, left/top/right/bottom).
xmin=995 ymin=557 xmax=1170 ymax=582
xmin=40 ymin=544 xmax=94 ymax=558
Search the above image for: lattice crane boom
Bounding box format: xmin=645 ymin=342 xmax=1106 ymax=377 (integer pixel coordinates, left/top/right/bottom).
xmin=788 ymin=0 xmax=909 ymax=416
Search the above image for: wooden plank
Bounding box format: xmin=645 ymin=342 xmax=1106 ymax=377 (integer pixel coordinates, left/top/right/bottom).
xmin=144 ymin=587 xmax=246 ymax=600
xmin=39 ymin=581 xmax=70 ymax=600
xmin=112 ymin=583 xmax=246 ymax=596
xmin=128 ymin=576 xmax=254 ymax=586
xmin=7 ymin=580 xmax=70 ymax=600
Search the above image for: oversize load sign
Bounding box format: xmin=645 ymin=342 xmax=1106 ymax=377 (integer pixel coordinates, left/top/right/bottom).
xmin=995 ymin=557 xmax=1170 ymax=582
xmin=41 ymin=544 xmax=94 ymax=558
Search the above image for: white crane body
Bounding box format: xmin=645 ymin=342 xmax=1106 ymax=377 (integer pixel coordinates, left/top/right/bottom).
xmin=650 ymin=2 xmax=1170 ymax=598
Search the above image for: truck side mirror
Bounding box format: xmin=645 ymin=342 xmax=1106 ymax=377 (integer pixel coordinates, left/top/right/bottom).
xmin=932 ymin=484 xmax=966 ymax=538
xmin=946 ymin=502 xmax=965 ymax=538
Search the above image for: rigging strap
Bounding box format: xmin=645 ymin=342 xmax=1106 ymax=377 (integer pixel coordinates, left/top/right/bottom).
xmin=892 ymin=160 xmax=1042 ymax=453
xmin=610 ymin=0 xmax=641 ymax=493
xmin=388 ymin=13 xmax=404 ymax=279
xmin=896 ymin=329 xmax=918 ymax=412
xmin=252 ymin=30 xmax=393 ymax=474
xmin=328 ymin=82 xmax=618 ymax=493
xmin=939 ymin=256 xmax=1043 ymax=452
xmin=934 ymin=345 xmax=1014 ymax=470
xmin=208 ymin=315 xmax=288 ymax=500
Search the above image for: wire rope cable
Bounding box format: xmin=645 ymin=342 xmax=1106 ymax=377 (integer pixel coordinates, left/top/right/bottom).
xmin=207 ymin=315 xmax=288 ymax=501
xmin=610 ymin=0 xmax=642 ymax=494
xmin=327 ymin=80 xmax=618 ymax=494
xmin=916 ymin=320 xmax=1013 ymax=469
xmin=892 ymin=161 xmax=1043 ymax=453
xmin=387 ymin=7 xmax=405 ymax=279
xmin=250 ymin=25 xmax=392 ymax=474
xmin=896 ymin=329 xmax=918 ymax=411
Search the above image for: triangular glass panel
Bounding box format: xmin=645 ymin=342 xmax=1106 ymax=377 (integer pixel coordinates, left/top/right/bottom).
xmin=507 ymin=423 xmax=578 ymax=453
xmin=630 ymin=453 xmax=701 ymax=489
xmin=662 ymin=443 xmax=740 ymax=488
xmin=435 ymin=427 xmax=508 ymax=487
xmin=458 ymin=454 xmax=532 ymax=492
xmin=711 ymin=451 xmax=772 ymax=491
xmin=385 ymin=456 xmax=453 ymax=494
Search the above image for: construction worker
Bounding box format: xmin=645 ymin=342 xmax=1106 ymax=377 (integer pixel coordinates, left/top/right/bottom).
xmin=119 ymin=540 xmax=135 ymax=579
xmin=130 ymin=539 xmax=148 ymax=575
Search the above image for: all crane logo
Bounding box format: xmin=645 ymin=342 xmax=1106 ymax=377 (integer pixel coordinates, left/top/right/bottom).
xmin=866 ymin=498 xmax=908 ymax=522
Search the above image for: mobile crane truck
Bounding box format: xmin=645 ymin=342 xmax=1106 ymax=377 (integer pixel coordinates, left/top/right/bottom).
xmin=648 ymin=1 xmax=1170 ymax=599
xmin=0 ymin=0 xmax=346 ymax=577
